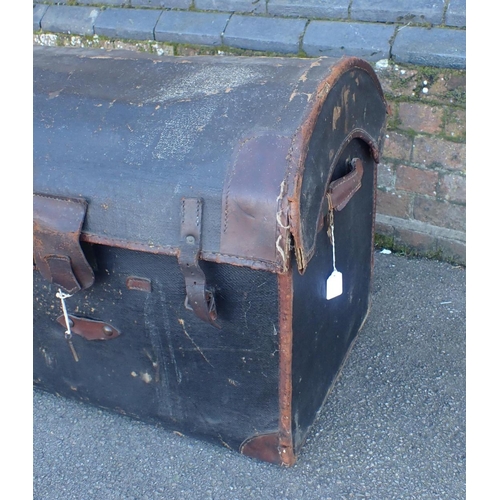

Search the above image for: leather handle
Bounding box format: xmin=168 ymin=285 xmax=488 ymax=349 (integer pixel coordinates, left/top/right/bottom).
xmin=326 ymin=158 xmax=364 ymax=211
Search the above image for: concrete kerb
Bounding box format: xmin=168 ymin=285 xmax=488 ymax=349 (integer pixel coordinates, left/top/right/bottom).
xmin=94 ymin=8 xmax=163 ymax=41
xmin=33 ymin=3 xmax=466 ymax=69
xmin=302 ymin=20 xmax=395 ymax=61
xmin=223 ymin=15 xmax=307 ymax=54
xmin=155 ymin=10 xmax=232 ymax=46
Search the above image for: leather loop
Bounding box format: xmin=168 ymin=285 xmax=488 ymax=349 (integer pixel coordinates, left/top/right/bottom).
xmin=178 ymin=198 xmax=218 ymax=327
xmin=326 ymin=158 xmax=364 ymax=212
xmin=33 ymin=194 xmax=95 ymax=294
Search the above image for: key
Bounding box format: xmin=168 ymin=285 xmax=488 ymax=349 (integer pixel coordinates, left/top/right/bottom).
xmin=66 ymin=338 xmax=79 ymax=362
xmin=56 ymin=289 xmax=79 ymax=362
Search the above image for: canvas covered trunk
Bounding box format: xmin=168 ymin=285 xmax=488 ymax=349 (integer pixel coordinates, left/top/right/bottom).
xmin=33 ymin=46 xmax=387 ymax=466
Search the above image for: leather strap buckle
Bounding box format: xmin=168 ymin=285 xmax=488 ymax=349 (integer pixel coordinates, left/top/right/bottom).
xmin=178 ymin=198 xmax=218 ymax=326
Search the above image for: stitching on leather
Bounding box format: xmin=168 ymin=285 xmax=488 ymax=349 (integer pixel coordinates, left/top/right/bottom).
xmin=223 ymin=163 xmax=236 ymax=234
xmin=34 ymin=193 xmax=85 ymax=206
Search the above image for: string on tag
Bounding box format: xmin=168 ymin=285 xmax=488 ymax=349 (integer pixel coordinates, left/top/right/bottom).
xmin=330 ymin=219 xmax=337 ymax=273
xmin=326 ymin=210 xmax=343 ymax=300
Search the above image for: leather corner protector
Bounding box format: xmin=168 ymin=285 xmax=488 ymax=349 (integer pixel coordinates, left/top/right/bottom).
xmin=240 ymin=432 xmax=296 ymax=466
xmin=220 ymin=134 xmax=292 ymax=265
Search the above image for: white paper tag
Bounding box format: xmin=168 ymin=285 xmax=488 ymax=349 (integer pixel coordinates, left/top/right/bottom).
xmin=326 ymin=270 xmax=343 ymax=300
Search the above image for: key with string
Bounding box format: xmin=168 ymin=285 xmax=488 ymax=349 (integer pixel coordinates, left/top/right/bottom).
xmin=56 ymin=289 xmax=79 ymax=362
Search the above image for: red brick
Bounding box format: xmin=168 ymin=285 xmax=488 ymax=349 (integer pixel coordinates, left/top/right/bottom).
xmin=376 ymin=190 xmax=411 ymax=218
xmin=413 ymin=196 xmax=466 ymax=232
xmin=377 ymin=163 xmax=395 ymax=189
xmin=395 ymin=165 xmax=439 ymax=196
xmin=412 ymin=136 xmax=466 ymax=172
xmin=444 ymin=107 xmax=466 ymax=140
xmin=438 ymin=173 xmax=466 ymax=203
xmin=394 ymin=228 xmax=436 ymax=253
xmin=398 ymin=102 xmax=444 ymax=134
xmin=382 ymin=132 xmax=413 ymax=161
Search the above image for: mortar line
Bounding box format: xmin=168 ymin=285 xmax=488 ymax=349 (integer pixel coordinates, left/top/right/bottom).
xmin=347 ymin=0 xmax=353 ymax=20
xmin=442 ymin=0 xmax=451 ymax=25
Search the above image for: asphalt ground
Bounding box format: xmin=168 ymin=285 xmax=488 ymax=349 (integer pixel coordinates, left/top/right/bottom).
xmin=33 ymin=252 xmax=466 ymax=499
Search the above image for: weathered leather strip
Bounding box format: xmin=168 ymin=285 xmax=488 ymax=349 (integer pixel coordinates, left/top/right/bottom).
xmin=277 ymin=270 xmax=295 ymax=466
xmin=56 ymin=314 xmax=120 ymax=341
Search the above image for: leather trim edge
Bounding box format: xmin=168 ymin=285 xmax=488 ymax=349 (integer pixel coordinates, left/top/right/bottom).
xmin=239 ymin=270 xmax=296 ymax=466
xmin=80 ymin=233 xmax=284 ymax=273
xmin=284 ymin=57 xmax=387 ymax=273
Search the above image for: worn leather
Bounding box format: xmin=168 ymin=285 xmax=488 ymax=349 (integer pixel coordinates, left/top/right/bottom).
xmin=33 ymin=194 xmax=94 ymax=294
xmin=33 ymin=48 xmax=386 ymax=274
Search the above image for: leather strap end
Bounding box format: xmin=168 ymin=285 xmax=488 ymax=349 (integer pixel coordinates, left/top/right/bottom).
xmin=327 ymin=158 xmax=364 ymax=212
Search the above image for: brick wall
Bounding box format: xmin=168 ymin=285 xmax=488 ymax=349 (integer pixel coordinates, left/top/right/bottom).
xmin=374 ymin=64 xmax=466 ymax=264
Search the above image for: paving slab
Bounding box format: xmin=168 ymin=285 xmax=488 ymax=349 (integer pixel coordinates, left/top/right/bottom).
xmin=155 ymin=10 xmax=230 ymax=45
xmin=131 ymin=0 xmax=193 ymax=8
xmin=94 ymin=8 xmax=162 ymax=40
xmin=41 ymin=5 xmax=100 ymax=36
xmin=195 ymin=0 xmax=266 ymax=14
xmin=445 ymin=0 xmax=466 ymax=27
xmin=223 ymin=15 xmax=306 ymax=53
xmin=392 ymin=26 xmax=466 ymax=69
xmin=72 ymin=0 xmax=130 ymax=5
xmin=33 ymin=252 xmax=466 ymax=499
xmin=267 ymin=0 xmax=349 ymax=19
xmin=303 ymin=21 xmax=394 ymax=61
xmin=350 ymin=0 xmax=446 ymax=25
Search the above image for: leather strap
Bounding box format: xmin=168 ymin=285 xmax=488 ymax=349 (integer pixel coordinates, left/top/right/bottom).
xmin=56 ymin=314 xmax=120 ymax=341
xmin=178 ymin=198 xmax=218 ymax=326
xmin=33 ymin=194 xmax=94 ymax=294
xmin=326 ymin=158 xmax=364 ymax=211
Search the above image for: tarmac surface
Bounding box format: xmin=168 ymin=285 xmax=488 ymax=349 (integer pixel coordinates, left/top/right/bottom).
xmin=33 ymin=251 xmax=466 ymax=499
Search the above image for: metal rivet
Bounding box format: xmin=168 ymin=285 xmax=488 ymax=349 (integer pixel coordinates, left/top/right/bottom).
xmin=186 ymin=235 xmax=195 ymax=244
xmin=103 ymin=326 xmax=114 ymax=336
